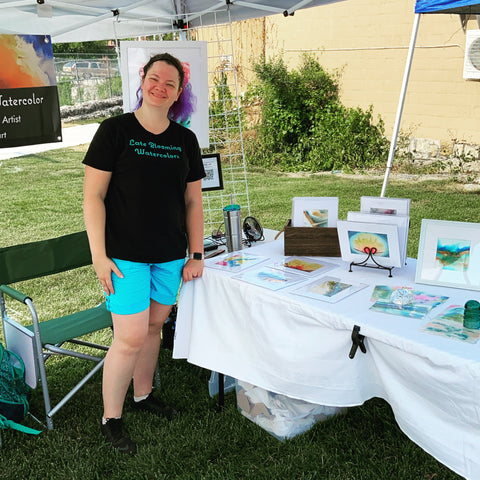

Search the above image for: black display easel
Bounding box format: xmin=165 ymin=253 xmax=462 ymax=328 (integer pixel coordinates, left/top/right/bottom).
xmin=349 ymin=246 xmax=394 ymax=277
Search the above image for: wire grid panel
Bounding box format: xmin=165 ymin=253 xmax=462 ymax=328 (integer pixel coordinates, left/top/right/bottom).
xmin=193 ymin=15 xmax=251 ymax=235
xmin=114 ymin=9 xmax=251 ymax=236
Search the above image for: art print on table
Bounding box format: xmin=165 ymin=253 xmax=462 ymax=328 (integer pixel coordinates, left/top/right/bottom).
xmin=269 ymin=257 xmax=338 ymax=277
xmin=292 ymin=275 xmax=367 ymax=303
xmin=206 ymin=252 xmax=268 ymax=273
xmin=233 ymin=266 xmax=305 ymax=291
xmin=369 ymin=285 xmax=448 ymax=319
xmin=337 ymin=220 xmax=402 ymax=268
xmin=360 ymin=196 xmax=410 ymax=216
xmin=415 ymin=219 xmax=480 ymax=291
xmin=347 ymin=211 xmax=409 ymax=265
xmin=422 ymin=305 xmax=480 ymax=343
xmin=291 ymin=197 xmax=338 ymax=228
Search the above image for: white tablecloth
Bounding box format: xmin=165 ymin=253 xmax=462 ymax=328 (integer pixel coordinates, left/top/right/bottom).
xmin=173 ymin=239 xmax=480 ymax=480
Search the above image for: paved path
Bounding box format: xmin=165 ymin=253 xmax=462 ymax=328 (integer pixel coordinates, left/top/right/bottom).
xmin=0 ymin=123 xmax=99 ymax=161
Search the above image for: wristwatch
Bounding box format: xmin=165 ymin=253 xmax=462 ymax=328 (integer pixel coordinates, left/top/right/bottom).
xmin=189 ymin=252 xmax=204 ymax=260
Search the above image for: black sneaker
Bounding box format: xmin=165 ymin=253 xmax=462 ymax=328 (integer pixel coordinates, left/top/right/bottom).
xmin=100 ymin=418 xmax=137 ymax=455
xmin=132 ymin=393 xmax=178 ymax=420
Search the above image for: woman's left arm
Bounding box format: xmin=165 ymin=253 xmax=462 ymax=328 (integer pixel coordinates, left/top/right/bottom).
xmin=183 ymin=179 xmax=204 ymax=282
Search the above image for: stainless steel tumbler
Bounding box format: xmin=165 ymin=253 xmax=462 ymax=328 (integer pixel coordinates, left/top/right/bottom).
xmin=223 ymin=204 xmax=242 ymax=252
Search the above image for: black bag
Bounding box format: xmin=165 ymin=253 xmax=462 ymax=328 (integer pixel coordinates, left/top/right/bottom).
xmin=0 ymin=343 xmax=40 ymax=435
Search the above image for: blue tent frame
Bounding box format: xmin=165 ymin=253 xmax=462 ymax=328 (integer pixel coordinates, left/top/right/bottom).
xmin=381 ymin=0 xmax=480 ymax=196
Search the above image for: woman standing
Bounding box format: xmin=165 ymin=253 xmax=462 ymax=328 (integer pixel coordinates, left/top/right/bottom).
xmin=83 ymin=53 xmax=205 ymax=454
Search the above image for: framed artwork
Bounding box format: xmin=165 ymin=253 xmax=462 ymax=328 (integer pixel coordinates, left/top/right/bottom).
xmin=337 ymin=220 xmax=402 ymax=268
xmin=347 ymin=211 xmax=409 ymax=265
xmin=291 ymin=197 xmax=338 ymax=228
xmin=201 ymin=153 xmax=223 ymax=191
xmin=360 ymin=196 xmax=410 ymax=216
xmin=233 ymin=266 xmax=305 ymax=291
xmin=292 ymin=275 xmax=367 ymax=304
xmin=120 ymin=40 xmax=209 ymax=147
xmin=415 ymin=219 xmax=480 ymax=291
xmin=206 ymin=252 xmax=268 ymax=273
xmin=268 ymin=256 xmax=338 ymax=277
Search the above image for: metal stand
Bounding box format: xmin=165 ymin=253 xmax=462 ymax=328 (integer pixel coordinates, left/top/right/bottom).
xmin=349 ymin=247 xmax=394 ymax=277
xmin=218 ymin=373 xmax=225 ymax=411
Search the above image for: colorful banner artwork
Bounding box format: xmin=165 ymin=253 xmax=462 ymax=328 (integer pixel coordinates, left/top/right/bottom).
xmin=0 ymin=34 xmax=61 ymax=149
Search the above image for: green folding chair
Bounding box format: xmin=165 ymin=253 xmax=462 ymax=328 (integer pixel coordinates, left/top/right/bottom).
xmin=0 ymin=231 xmax=113 ymax=430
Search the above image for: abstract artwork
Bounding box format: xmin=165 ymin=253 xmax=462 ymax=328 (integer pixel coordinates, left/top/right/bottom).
xmin=234 ymin=266 xmax=304 ymax=291
xmin=347 ymin=211 xmax=410 ymax=265
xmin=416 ymin=219 xmax=480 ymax=291
xmin=337 ymin=220 xmax=402 ymax=268
xmin=291 ymin=197 xmax=338 ymax=228
xmin=360 ymin=196 xmax=410 ymax=216
xmin=269 ymin=256 xmax=337 ymax=277
xmin=348 ymin=231 xmax=389 ymax=257
xmin=422 ymin=305 xmax=480 ymax=343
xmin=292 ymin=275 xmax=367 ymax=303
xmin=369 ymin=285 xmax=448 ymax=319
xmin=206 ymin=252 xmax=268 ymax=273
xmin=435 ymin=238 xmax=470 ymax=271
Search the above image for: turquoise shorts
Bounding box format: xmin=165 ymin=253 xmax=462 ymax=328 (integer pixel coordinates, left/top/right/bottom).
xmin=105 ymin=258 xmax=185 ymax=315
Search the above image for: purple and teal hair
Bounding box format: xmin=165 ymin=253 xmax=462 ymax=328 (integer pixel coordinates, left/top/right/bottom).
xmin=133 ymin=52 xmax=196 ymax=127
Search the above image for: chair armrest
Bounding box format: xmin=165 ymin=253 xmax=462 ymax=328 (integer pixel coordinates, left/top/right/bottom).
xmin=0 ymin=284 xmax=31 ymax=304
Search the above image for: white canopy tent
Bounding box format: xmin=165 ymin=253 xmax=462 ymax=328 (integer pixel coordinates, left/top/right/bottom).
xmin=381 ymin=0 xmax=480 ymax=196
xmin=0 ymin=0 xmax=343 ymax=43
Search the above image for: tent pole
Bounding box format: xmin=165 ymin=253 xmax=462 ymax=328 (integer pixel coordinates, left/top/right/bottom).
xmin=380 ymin=13 xmax=421 ymax=197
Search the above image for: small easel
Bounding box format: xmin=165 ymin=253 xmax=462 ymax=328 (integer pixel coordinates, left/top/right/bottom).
xmin=349 ymin=246 xmax=394 ymax=277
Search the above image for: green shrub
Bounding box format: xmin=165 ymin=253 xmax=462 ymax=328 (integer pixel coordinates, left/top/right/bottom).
xmin=245 ymin=54 xmax=389 ymax=172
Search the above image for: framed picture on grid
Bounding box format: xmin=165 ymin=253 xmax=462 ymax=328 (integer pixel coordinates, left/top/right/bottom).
xmin=360 ymin=196 xmax=410 ymax=216
xmin=201 ymin=153 xmax=223 ymax=191
xmin=336 ymin=220 xmax=402 ymax=268
xmin=291 ymin=197 xmax=338 ymax=228
xmin=415 ymin=219 xmax=480 ymax=291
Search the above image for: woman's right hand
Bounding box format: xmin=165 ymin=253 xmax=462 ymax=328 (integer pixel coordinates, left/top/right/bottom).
xmin=93 ymin=256 xmax=123 ymax=296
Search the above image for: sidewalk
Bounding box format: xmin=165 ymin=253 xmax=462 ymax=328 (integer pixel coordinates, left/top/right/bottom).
xmin=0 ymin=123 xmax=99 ymax=161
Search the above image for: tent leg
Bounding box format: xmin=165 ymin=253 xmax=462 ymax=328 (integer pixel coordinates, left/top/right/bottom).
xmin=381 ymin=13 xmax=421 ymax=197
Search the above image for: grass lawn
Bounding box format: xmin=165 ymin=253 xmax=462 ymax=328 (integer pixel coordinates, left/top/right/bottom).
xmin=0 ymin=146 xmax=474 ymax=479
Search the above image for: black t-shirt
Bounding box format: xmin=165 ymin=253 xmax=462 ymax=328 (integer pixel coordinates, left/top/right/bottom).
xmin=83 ymin=113 xmax=205 ymax=263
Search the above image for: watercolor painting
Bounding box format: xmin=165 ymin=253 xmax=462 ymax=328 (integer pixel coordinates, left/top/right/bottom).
xmin=0 ymin=34 xmax=57 ymax=89
xmin=422 ymin=306 xmax=480 ymax=343
xmin=206 ymin=252 xmax=268 ymax=273
xmin=369 ymin=285 xmax=448 ymax=319
xmin=293 ymin=275 xmax=367 ymax=304
xmin=370 ymin=207 xmax=397 ymax=215
xmin=303 ymin=209 xmax=328 ymax=228
xmin=435 ymin=238 xmax=470 ymax=271
xmin=347 ymin=211 xmax=409 ymax=266
xmin=291 ymin=197 xmax=338 ymax=228
xmin=360 ymin=196 xmax=410 ymax=216
xmin=348 ymin=231 xmax=390 ymax=257
xmin=337 ymin=220 xmax=402 ymax=268
xmin=270 ymin=257 xmax=337 ymax=277
xmin=234 ymin=266 xmax=304 ymax=291
xmin=416 ymin=219 xmax=480 ymax=291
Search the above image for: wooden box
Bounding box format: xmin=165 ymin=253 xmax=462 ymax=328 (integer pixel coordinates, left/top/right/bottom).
xmin=283 ymin=219 xmax=341 ymax=257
